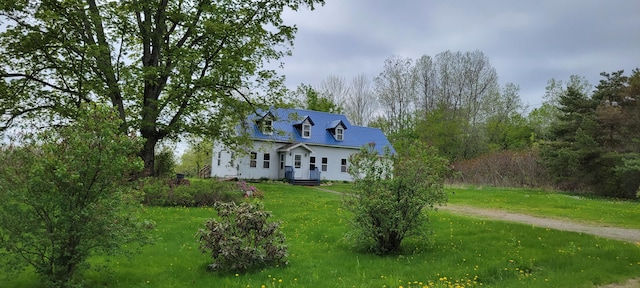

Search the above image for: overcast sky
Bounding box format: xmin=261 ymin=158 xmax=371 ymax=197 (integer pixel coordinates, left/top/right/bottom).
xmin=277 ymin=0 xmax=640 ymax=111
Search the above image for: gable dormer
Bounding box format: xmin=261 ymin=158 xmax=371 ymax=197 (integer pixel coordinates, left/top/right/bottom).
xmin=325 ymin=120 xmax=347 ymax=141
xmin=293 ymin=115 xmax=315 ymax=139
xmin=256 ymin=111 xmax=274 ymax=135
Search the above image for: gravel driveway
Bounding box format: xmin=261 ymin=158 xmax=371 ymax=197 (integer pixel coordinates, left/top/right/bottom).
xmin=440 ymin=205 xmax=640 ymax=243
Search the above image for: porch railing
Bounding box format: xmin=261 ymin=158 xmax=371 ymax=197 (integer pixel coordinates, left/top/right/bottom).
xmin=284 ymin=166 xmax=294 ymax=182
xmin=309 ymin=168 xmax=321 ymax=180
xmin=284 ymin=166 xmax=321 ymax=185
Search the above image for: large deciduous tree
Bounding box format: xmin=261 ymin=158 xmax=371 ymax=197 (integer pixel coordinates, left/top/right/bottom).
xmin=345 ymin=73 xmax=376 ymax=126
xmin=0 ymin=0 xmax=323 ymax=176
xmin=375 ymin=55 xmax=418 ymax=133
xmin=295 ymin=83 xmax=342 ymax=113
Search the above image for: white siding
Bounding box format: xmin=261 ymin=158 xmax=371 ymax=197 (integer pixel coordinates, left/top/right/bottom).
xmin=212 ymin=140 xmax=363 ymax=181
xmin=233 ymin=141 xmax=280 ymax=180
xmin=307 ymin=145 xmax=358 ymax=181
xmin=210 ymin=143 xmax=238 ymax=178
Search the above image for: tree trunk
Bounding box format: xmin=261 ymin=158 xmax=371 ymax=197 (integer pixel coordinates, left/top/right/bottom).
xmin=140 ymin=134 xmax=159 ymax=177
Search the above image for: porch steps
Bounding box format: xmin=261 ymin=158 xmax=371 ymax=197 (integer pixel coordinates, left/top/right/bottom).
xmin=289 ymin=179 xmax=321 ymax=186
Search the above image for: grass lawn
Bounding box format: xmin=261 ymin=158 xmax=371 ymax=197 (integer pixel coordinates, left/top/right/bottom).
xmin=322 ymin=183 xmax=640 ymax=229
xmin=444 ymin=185 xmax=640 ymax=229
xmin=4 ymin=183 xmax=640 ymax=287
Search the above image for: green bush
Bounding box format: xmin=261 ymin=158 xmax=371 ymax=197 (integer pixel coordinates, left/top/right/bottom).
xmin=197 ymin=202 xmax=288 ymax=272
xmin=0 ymin=105 xmax=151 ymax=287
xmin=140 ymin=178 xmax=242 ymax=207
xmin=343 ymin=140 xmax=450 ymax=254
xmin=154 ymin=147 xmax=177 ymax=178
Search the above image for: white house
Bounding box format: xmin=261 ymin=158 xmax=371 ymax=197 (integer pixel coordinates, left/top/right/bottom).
xmin=210 ymin=108 xmax=395 ymax=184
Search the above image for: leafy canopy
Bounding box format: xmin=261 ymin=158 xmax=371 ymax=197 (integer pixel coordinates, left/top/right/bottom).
xmin=0 ymin=0 xmax=324 ymax=175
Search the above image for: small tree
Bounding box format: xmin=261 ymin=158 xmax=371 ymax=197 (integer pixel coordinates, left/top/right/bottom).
xmin=343 ymin=140 xmax=449 ymax=254
xmin=197 ymin=202 xmax=288 ymax=272
xmin=0 ymin=105 xmax=150 ymax=287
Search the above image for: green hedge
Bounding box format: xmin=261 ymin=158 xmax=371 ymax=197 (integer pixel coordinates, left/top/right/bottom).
xmin=139 ymin=178 xmax=242 ymax=207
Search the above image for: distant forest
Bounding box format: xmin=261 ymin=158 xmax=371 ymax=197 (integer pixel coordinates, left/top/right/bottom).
xmin=287 ymin=51 xmax=640 ymax=199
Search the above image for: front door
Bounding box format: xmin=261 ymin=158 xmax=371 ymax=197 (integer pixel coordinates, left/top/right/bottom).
xmin=293 ymin=154 xmax=303 ymax=179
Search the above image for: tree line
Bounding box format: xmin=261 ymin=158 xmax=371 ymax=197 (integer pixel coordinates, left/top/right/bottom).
xmin=292 ymin=53 xmax=639 ymax=199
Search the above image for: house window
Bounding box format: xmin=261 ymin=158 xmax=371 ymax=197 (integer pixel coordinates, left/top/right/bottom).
xmin=321 ymin=157 xmax=328 ymax=172
xmin=279 ymin=153 xmax=284 ymax=169
xmin=309 ymin=156 xmax=316 ymax=170
xmin=341 ymin=158 xmax=347 ymax=172
xmin=262 ymin=119 xmax=273 ymax=135
xmin=335 ymin=127 xmax=344 ymax=141
xmin=249 ymin=152 xmax=257 ymax=168
xmin=294 ymin=155 xmax=302 ymax=168
xmin=263 ymin=153 xmax=270 ymax=169
xmin=230 ymin=152 xmax=235 ymax=167
xmin=302 ymin=123 xmax=311 ymax=138
xmin=217 ymin=151 xmax=221 ymax=166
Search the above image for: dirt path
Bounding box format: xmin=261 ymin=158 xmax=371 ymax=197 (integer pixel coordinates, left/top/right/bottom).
xmin=440 ymin=205 xmax=640 ymax=243
xmin=315 ymin=187 xmax=640 ymax=243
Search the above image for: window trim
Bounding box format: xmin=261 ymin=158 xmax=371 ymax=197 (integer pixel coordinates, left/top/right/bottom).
xmin=249 ymin=152 xmax=257 ymax=168
xmin=321 ymin=157 xmax=328 ymax=172
xmin=294 ymin=154 xmax=302 ymax=169
xmin=341 ymin=158 xmax=347 ymax=173
xmin=262 ymin=119 xmax=273 ymax=135
xmin=309 ymin=156 xmax=316 ymax=171
xmin=263 ymin=153 xmax=270 ymax=169
xmin=302 ymin=123 xmax=311 ymax=138
xmin=279 ymin=153 xmax=284 ymax=169
xmin=335 ymin=127 xmax=344 ymax=141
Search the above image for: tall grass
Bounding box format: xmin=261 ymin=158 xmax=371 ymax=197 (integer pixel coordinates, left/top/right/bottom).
xmin=4 ymin=183 xmax=640 ymax=287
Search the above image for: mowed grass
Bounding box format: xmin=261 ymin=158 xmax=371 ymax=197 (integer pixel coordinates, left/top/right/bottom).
xmin=322 ymin=183 xmax=640 ymax=229
xmin=445 ymin=185 xmax=640 ymax=229
xmin=4 ymin=183 xmax=640 ymax=287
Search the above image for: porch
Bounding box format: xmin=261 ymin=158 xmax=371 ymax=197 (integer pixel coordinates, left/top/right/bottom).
xmin=284 ymin=166 xmax=321 ymax=186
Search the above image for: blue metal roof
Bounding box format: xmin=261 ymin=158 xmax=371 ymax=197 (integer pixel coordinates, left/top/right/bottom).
xmin=249 ymin=108 xmax=395 ymax=154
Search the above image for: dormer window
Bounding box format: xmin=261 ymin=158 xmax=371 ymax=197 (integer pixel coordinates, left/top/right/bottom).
xmin=335 ymin=127 xmax=344 ymax=141
xmin=262 ymin=119 xmax=273 ymax=135
xmin=302 ymin=123 xmax=311 ymax=138
xmin=293 ymin=115 xmax=314 ymax=139
xmin=325 ymin=119 xmax=347 ymax=141
xmin=257 ymin=111 xmax=274 ymax=135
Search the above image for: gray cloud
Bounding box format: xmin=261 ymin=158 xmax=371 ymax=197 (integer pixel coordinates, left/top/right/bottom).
xmin=279 ymin=0 xmax=640 ymax=109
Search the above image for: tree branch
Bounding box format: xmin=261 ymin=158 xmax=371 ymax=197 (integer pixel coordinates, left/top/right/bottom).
xmin=1 ymin=73 xmax=80 ymax=96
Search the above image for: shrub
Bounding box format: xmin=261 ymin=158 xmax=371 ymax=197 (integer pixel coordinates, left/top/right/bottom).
xmin=343 ymin=140 xmax=450 ymax=254
xmin=196 ymin=202 xmax=288 ymax=272
xmin=0 ymin=105 xmax=151 ymax=287
xmin=140 ymin=178 xmax=242 ymax=207
xmin=154 ymin=147 xmax=177 ymax=178
xmin=236 ymin=181 xmax=264 ymax=199
xmin=450 ymin=148 xmax=552 ymax=188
